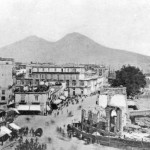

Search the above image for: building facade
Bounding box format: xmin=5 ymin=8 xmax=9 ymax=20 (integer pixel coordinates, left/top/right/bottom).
xmin=14 ymin=85 xmax=64 ymax=115
xmin=0 ymin=58 xmax=14 ymax=109
xmin=25 ymin=63 xmax=107 ymax=96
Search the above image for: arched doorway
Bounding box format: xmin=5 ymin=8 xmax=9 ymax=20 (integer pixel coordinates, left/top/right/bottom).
xmin=110 ymin=109 xmax=117 ymax=132
xmin=109 ymin=107 xmax=122 ymax=133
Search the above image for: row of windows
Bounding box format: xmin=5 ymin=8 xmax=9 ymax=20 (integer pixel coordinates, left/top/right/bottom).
xmin=21 ymin=95 xmax=39 ymax=102
xmin=66 ymin=80 xmax=84 ymax=86
xmin=32 ymin=67 xmax=82 ymax=73
xmin=67 ymin=80 xmax=93 ymax=87
xmin=34 ymin=74 xmax=78 ymax=80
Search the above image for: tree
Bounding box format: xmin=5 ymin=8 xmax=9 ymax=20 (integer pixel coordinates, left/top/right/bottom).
xmin=109 ymin=65 xmax=146 ymax=98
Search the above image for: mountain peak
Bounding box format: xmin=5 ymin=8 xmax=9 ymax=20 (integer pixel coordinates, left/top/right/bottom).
xmin=14 ymin=35 xmax=51 ymax=46
xmin=24 ymin=35 xmax=44 ymax=42
xmin=63 ymin=32 xmax=89 ymax=39
xmin=58 ymin=32 xmax=94 ymax=45
xmin=66 ymin=32 xmax=85 ymax=36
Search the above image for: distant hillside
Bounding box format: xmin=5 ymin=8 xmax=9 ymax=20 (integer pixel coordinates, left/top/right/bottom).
xmin=0 ymin=32 xmax=150 ymax=72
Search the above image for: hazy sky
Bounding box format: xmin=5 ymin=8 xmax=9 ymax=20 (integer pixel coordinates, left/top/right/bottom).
xmin=0 ymin=0 xmax=150 ymax=56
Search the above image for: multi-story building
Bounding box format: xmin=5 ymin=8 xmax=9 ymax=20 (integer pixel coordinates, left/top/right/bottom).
xmin=14 ymin=84 xmax=64 ymax=115
xmin=0 ymin=58 xmax=14 ymax=109
xmin=24 ymin=63 xmax=107 ymax=96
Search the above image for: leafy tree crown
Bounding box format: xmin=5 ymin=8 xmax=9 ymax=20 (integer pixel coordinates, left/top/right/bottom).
xmin=109 ymin=65 xmax=146 ymax=97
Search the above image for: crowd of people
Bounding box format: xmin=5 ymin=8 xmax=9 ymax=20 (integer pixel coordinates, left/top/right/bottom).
xmin=56 ymin=125 xmax=72 ymax=139
xmin=19 ymin=127 xmax=43 ymax=137
xmin=10 ymin=93 xmax=96 ymax=149
xmin=15 ymin=137 xmax=47 ymax=150
xmin=53 ymin=95 xmax=86 ymax=117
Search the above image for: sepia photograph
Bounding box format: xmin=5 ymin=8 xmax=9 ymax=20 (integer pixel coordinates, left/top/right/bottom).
xmin=0 ymin=0 xmax=150 ymax=150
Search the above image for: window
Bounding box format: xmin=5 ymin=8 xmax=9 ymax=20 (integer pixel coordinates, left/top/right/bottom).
xmin=81 ymin=89 xmax=83 ymax=94
xmin=1 ymin=96 xmax=5 ymax=101
xmin=51 ymin=74 xmax=53 ymax=80
xmin=2 ymin=90 xmax=5 ymax=95
xmin=21 ymin=81 xmax=24 ymax=85
xmin=72 ymin=68 xmax=76 ymax=72
xmin=73 ymin=88 xmax=75 ymax=96
xmin=66 ymin=80 xmax=69 ymax=86
xmin=41 ymin=74 xmax=44 ymax=79
xmin=21 ymin=94 xmax=25 ymax=102
xmin=29 ymin=69 xmax=31 ymax=73
xmin=45 ymin=74 xmax=47 ymax=79
xmin=72 ymin=80 xmax=76 ymax=86
xmin=17 ymin=80 xmax=20 ymax=85
xmin=36 ymin=74 xmax=38 ymax=79
xmin=35 ymin=95 xmax=39 ymax=101
xmin=79 ymin=81 xmax=84 ymax=86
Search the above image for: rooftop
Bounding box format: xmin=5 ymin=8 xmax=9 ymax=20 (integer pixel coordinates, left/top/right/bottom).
xmin=0 ymin=57 xmax=14 ymax=61
xmin=27 ymin=63 xmax=85 ymax=68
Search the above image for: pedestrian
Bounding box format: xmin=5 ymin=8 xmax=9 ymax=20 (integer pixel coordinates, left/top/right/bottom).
xmin=30 ymin=128 xmax=32 ymax=136
xmin=35 ymin=137 xmax=38 ymax=143
xmin=44 ymin=144 xmax=47 ymax=150
xmin=26 ymin=127 xmax=29 ymax=135
xmin=42 ymin=143 xmax=44 ymax=149
xmin=32 ymin=128 xmax=35 ymax=137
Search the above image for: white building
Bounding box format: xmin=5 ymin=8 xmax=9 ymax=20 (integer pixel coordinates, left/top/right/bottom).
xmin=0 ymin=58 xmax=14 ymax=109
xmin=25 ymin=63 xmax=107 ymax=96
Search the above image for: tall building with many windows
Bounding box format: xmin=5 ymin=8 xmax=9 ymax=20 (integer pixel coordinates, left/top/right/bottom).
xmin=24 ymin=63 xmax=106 ymax=96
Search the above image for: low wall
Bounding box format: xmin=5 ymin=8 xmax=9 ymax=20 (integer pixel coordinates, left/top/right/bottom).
xmin=72 ymin=126 xmax=150 ymax=150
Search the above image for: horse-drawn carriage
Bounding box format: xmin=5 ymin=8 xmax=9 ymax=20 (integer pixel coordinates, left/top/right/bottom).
xmin=34 ymin=128 xmax=43 ymax=137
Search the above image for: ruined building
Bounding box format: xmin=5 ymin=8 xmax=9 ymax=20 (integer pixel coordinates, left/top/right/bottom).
xmin=81 ymin=87 xmax=128 ymax=136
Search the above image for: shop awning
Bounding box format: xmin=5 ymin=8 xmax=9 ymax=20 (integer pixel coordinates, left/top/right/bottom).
xmin=0 ymin=131 xmax=6 ymax=137
xmin=60 ymin=95 xmax=66 ymax=100
xmin=17 ymin=105 xmax=30 ymax=111
xmin=29 ymin=105 xmax=41 ymax=111
xmin=1 ymin=126 xmax=12 ymax=135
xmin=8 ymin=108 xmax=20 ymax=114
xmin=53 ymin=99 xmax=62 ymax=104
xmin=92 ymin=132 xmax=100 ymax=136
xmin=9 ymin=123 xmax=21 ymax=130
